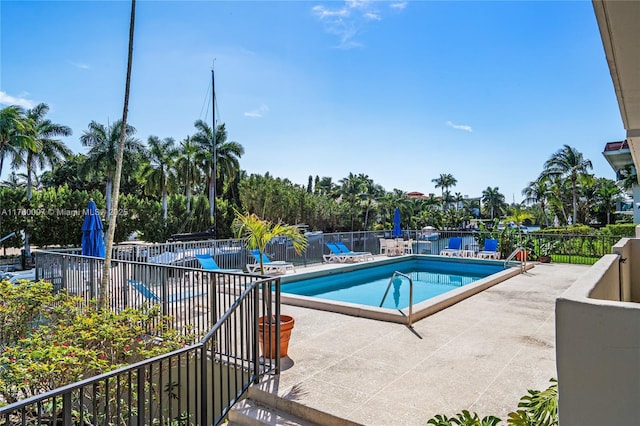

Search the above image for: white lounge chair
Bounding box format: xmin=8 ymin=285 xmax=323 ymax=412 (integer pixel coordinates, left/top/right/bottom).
xmin=477 ymin=239 xmax=500 ymax=259
xmin=440 ymin=237 xmax=463 ymax=257
xmin=246 ymin=250 xmax=295 ymax=275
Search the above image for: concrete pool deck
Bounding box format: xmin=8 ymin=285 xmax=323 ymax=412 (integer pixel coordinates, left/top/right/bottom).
xmin=253 ymin=261 xmax=588 ymax=425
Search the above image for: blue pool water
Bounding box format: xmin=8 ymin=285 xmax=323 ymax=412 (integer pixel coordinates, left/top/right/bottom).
xmin=281 ymin=258 xmax=505 ymax=310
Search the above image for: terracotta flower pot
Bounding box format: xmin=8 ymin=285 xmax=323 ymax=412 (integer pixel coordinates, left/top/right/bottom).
xmin=258 ymin=315 xmax=295 ymax=358
xmin=515 ymin=250 xmax=529 ymax=261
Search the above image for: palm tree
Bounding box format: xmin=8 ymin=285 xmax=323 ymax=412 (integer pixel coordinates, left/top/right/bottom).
xmin=14 ymin=103 xmax=72 ymax=259
xmin=547 ymin=175 xmax=569 ymax=224
xmin=522 ymin=176 xmax=552 ymax=227
xmin=432 ymin=173 xmax=457 ymax=210
xmin=543 ymin=145 xmax=593 ymax=225
xmin=175 ymin=136 xmax=201 ymax=213
xmin=80 ymin=119 xmax=143 ymax=221
xmin=482 ymin=186 xmax=506 ymax=220
xmin=100 ymin=0 xmax=136 ymax=309
xmin=595 ymin=178 xmax=623 ymax=225
xmin=232 ymin=210 xmax=307 ymax=275
xmin=0 ymin=171 xmax=24 ymax=189
xmin=315 ymin=176 xmax=338 ymax=197
xmin=18 ymin=103 xmax=72 ymax=200
xmin=355 ymin=174 xmax=381 ymax=230
xmin=192 ymin=121 xmax=244 ymax=227
xmin=141 ymin=136 xmax=177 ymax=221
xmin=0 ymin=105 xmax=34 ymax=176
xmin=453 ymin=192 xmax=464 ymax=211
xmin=339 ymin=172 xmax=367 ymax=231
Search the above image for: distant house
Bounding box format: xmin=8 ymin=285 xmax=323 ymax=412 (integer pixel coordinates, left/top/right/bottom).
xmin=407 ymin=191 xmax=428 ymax=199
xmin=602 ymin=139 xmax=637 ymax=222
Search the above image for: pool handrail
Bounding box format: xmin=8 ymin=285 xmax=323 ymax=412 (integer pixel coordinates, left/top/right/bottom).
xmin=379 ymin=271 xmax=414 ymax=327
xmin=505 ymin=246 xmax=527 ymax=272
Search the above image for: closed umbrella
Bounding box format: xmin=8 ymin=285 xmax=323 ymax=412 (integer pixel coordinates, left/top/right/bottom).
xmin=392 ymin=207 xmax=402 ymax=238
xmin=81 ymin=199 xmax=105 ymax=258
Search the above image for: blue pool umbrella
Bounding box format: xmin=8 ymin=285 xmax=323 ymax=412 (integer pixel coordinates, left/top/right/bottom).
xmin=81 ymin=199 xmax=105 ymax=258
xmin=392 ymin=207 xmax=402 ymax=237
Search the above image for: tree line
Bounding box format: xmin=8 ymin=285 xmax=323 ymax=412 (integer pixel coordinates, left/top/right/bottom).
xmin=0 ymin=103 xmax=630 ymax=250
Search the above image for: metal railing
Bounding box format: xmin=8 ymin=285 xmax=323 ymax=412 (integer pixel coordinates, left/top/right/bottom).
xmin=31 ymin=229 xmax=623 ymax=276
xmin=2 ymin=253 xmax=281 ymax=425
xmin=504 ymin=246 xmax=527 ymax=272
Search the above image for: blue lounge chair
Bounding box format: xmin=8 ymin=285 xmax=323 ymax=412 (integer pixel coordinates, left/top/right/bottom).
xmin=440 ymin=237 xmax=463 ymax=257
xmin=247 ymin=250 xmax=295 ymax=274
xmin=333 ymin=241 xmax=374 ymax=261
xmin=195 ymin=254 xmax=241 ymax=272
xmin=477 ymin=239 xmax=500 ymax=259
xmin=128 ymin=279 xmax=204 ymax=303
xmin=323 ymin=242 xmax=350 ymax=263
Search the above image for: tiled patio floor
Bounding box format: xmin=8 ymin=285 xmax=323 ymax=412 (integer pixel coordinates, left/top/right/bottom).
xmin=254 ymin=262 xmax=588 ymax=425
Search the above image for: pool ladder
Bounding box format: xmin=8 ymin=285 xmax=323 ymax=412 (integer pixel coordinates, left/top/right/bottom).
xmin=379 ymin=271 xmax=415 ymax=327
xmin=504 ymin=246 xmax=527 ymax=273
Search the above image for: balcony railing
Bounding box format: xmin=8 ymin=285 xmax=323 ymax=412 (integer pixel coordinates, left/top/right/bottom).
xmin=1 ymin=252 xmax=281 ymax=425
xmin=31 ymin=229 xmax=624 ymax=273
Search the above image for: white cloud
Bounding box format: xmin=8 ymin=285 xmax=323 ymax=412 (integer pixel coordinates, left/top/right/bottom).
xmin=390 ymin=2 xmax=408 ymax=11
xmin=346 ymin=0 xmax=372 ymax=10
xmin=70 ymin=61 xmax=90 ymax=70
xmin=312 ymin=5 xmax=349 ymax=19
xmin=0 ymin=91 xmax=35 ymax=108
xmin=446 ymin=121 xmax=473 ymax=133
xmin=312 ymin=0 xmax=402 ymax=49
xmin=364 ymin=12 xmax=381 ymax=21
xmin=244 ymin=104 xmax=270 ymax=118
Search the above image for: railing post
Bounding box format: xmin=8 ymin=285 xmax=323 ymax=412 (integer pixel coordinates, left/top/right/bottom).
xmin=62 ymin=392 xmax=72 ymax=426
xmin=62 ymin=255 xmax=68 ymax=291
xmin=200 ymin=344 xmax=208 ymax=425
xmin=137 ymin=367 xmax=145 ymax=425
xmin=253 ymin=283 xmax=260 ymax=383
xmin=275 ymin=277 xmax=281 ymax=373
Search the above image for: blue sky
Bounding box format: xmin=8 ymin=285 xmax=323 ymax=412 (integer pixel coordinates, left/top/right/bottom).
xmin=0 ymin=0 xmax=625 ymax=203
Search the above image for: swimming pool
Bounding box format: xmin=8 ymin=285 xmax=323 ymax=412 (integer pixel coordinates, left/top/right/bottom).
xmin=280 ymin=255 xmax=528 ymax=324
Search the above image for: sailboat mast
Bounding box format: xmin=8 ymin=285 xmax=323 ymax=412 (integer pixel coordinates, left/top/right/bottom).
xmin=211 ymin=67 xmax=217 ymax=238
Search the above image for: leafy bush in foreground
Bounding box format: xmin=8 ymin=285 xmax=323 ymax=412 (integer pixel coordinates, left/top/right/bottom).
xmin=426 ymin=379 xmax=558 ymax=426
xmin=0 ymin=279 xmax=199 ymax=406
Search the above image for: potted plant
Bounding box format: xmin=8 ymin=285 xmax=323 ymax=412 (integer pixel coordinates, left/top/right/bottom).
xmin=258 ymin=314 xmax=295 ymax=358
xmin=538 ymin=240 xmax=557 ymax=263
xmin=232 ymin=210 xmax=307 ymax=358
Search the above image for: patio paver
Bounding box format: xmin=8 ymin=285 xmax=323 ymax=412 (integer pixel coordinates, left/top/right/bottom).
xmin=255 ymin=262 xmax=588 ymax=425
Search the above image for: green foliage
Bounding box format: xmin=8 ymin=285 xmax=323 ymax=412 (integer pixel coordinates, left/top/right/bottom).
xmin=426 ymin=379 xmax=558 ymax=426
xmin=507 ymin=379 xmax=558 ymax=426
xmin=239 ymin=173 xmax=343 ymax=232
xmin=232 ymin=209 xmax=307 ymax=274
xmin=0 ymin=187 xmax=27 ymax=249
xmin=600 ymin=223 xmax=636 ymax=237
xmin=538 ymin=240 xmax=560 ymax=257
xmin=0 ymin=280 xmax=198 ymax=405
xmin=427 ymin=411 xmax=501 ymax=426
xmin=0 ymin=279 xmax=55 ymax=346
xmin=472 ymin=221 xmax=526 ymax=259
xmin=533 ymin=225 xmax=594 ymax=235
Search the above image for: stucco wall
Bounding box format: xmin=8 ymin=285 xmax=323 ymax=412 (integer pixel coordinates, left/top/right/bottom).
xmin=557 ymin=248 xmax=640 ymax=425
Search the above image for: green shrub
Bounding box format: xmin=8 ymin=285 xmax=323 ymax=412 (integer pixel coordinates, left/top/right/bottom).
xmin=0 ymin=279 xmax=199 ymax=405
xmin=533 ymin=225 xmax=595 ymax=235
xmin=600 ymin=223 xmax=636 ymax=237
xmin=425 ymin=379 xmax=558 ymax=426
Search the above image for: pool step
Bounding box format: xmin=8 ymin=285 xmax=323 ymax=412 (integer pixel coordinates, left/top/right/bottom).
xmin=227 ymin=387 xmax=363 ymax=426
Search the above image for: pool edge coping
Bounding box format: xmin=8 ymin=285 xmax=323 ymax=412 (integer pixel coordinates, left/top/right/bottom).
xmin=280 ymin=255 xmax=534 ymax=324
